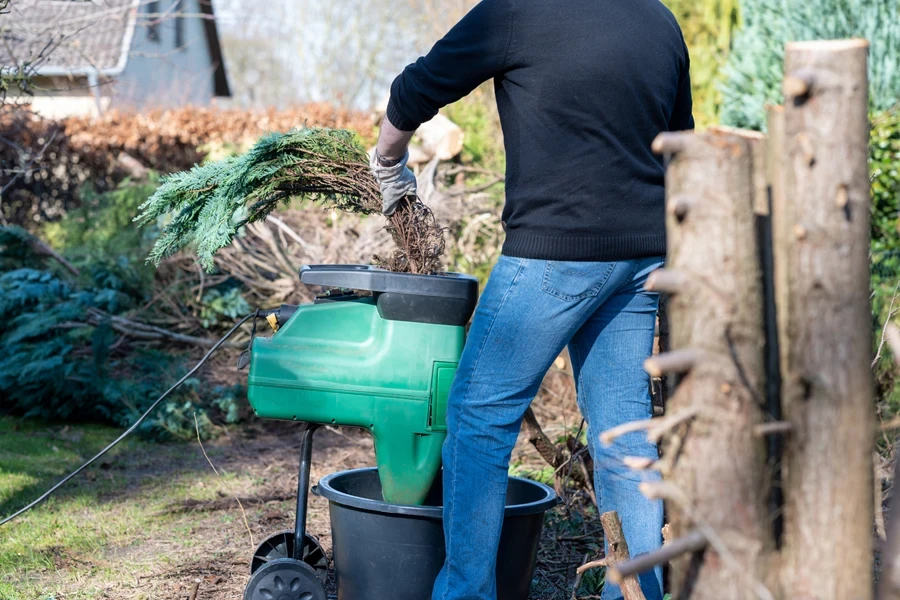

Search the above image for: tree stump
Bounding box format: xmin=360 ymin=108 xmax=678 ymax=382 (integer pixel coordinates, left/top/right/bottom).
xmin=778 ymin=39 xmax=874 ymax=600
xmin=649 ymin=129 xmax=772 ymax=599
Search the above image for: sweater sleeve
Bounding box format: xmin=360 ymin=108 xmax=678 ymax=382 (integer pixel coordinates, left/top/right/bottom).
xmin=386 ymin=0 xmax=513 ymax=132
xmin=668 ymin=42 xmax=695 ymax=132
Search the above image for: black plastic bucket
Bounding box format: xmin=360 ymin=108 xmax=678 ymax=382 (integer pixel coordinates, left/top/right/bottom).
xmin=316 ymin=467 xmax=558 ymax=600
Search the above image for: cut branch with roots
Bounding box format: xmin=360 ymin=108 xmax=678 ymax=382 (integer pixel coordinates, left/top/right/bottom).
xmin=136 ymin=127 xmax=447 ymax=274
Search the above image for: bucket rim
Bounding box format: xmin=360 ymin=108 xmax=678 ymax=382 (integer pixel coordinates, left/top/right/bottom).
xmin=316 ymin=467 xmax=558 ymax=518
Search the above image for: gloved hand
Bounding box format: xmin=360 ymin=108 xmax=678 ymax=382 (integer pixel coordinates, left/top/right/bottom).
xmin=370 ymin=150 xmax=417 ymax=216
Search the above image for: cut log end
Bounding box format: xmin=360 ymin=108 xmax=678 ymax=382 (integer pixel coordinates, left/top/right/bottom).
xmin=786 ymin=38 xmax=870 ymax=52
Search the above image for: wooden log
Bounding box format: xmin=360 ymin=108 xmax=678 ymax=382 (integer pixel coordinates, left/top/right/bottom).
xmin=778 ymin=39 xmax=874 ymax=600
xmin=709 ymin=126 xmax=768 ymax=216
xmin=652 ymin=128 xmax=773 ymax=599
xmin=416 ymin=113 xmax=464 ymax=160
xmin=601 ymin=511 xmax=647 ymax=600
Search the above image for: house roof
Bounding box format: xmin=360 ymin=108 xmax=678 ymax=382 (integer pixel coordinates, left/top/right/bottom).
xmin=1 ymin=0 xmax=230 ymax=96
xmin=2 ymin=0 xmax=140 ymax=73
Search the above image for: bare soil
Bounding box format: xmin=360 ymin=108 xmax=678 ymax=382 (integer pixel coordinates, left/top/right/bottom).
xmin=5 ymin=369 xmax=600 ymax=600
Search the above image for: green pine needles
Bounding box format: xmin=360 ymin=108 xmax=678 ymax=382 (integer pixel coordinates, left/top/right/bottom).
xmin=136 ymin=128 xmax=382 ymax=271
xmin=720 ymin=0 xmax=900 ymax=130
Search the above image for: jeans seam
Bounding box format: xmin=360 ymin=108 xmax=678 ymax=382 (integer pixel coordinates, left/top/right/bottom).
xmin=441 ymin=257 xmax=525 ymax=600
xmin=627 ymin=259 xmax=643 ymax=283
xmin=630 ymin=256 xmax=666 ymax=293
xmin=570 ymin=341 xmax=586 ymax=416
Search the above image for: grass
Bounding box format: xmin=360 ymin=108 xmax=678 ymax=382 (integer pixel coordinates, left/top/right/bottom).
xmin=0 ymin=411 xmax=622 ymax=599
xmin=0 ymin=416 xmax=257 ymax=600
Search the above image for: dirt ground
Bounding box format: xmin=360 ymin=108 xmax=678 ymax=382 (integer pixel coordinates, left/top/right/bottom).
xmin=1 ymin=368 xmax=603 ymax=600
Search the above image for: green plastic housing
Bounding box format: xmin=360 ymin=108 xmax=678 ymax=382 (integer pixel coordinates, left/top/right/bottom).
xmin=247 ymin=297 xmax=464 ymax=505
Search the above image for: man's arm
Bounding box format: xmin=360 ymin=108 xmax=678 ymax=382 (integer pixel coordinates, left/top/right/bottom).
xmin=384 ymin=0 xmax=513 ymax=135
xmin=668 ymin=42 xmax=695 ymax=132
xmin=375 ymin=118 xmax=416 ymax=165
xmin=372 ymin=0 xmax=513 ymax=214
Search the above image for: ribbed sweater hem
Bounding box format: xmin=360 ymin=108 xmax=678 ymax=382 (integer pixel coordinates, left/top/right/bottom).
xmin=502 ymin=231 xmax=666 ymax=261
xmin=385 ymin=98 xmax=420 ymax=132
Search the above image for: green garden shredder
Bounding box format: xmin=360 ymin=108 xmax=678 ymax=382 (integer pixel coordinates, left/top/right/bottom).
xmin=242 ymin=264 xmax=479 ymax=600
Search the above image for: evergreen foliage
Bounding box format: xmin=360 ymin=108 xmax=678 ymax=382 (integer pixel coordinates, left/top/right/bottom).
xmin=0 ymin=226 xmax=45 ymax=271
xmin=136 ymin=127 xmax=381 ymax=271
xmin=0 ymin=179 xmax=246 ymax=438
xmin=0 ymin=262 xmax=148 ymax=425
xmin=45 ymin=175 xmax=161 ymax=261
xmin=720 ymin=0 xmax=900 ymax=130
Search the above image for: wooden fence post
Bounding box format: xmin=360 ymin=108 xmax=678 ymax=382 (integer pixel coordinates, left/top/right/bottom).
xmin=645 ymin=129 xmax=774 ymax=599
xmin=778 ymin=39 xmax=874 ymax=600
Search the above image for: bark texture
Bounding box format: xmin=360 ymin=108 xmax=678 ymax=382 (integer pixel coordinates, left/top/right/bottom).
xmin=601 ymin=511 xmax=647 ymax=600
xmin=778 ymin=40 xmax=874 ymax=600
xmin=651 ymin=129 xmax=773 ymax=599
xmin=880 ymin=445 xmax=900 ymax=600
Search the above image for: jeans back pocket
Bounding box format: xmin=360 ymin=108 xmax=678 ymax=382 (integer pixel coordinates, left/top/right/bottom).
xmin=541 ymin=261 xmax=617 ymax=301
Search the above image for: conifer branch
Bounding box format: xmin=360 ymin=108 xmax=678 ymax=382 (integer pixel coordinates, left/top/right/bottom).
xmin=136 ymin=127 xmax=444 ymax=274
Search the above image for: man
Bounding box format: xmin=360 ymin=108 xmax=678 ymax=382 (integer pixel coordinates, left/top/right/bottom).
xmin=371 ymin=1 xmax=693 ymax=599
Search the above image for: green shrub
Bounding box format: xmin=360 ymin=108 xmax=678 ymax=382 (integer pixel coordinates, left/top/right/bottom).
xmin=440 ymin=90 xmax=508 ymax=285
xmin=663 ymin=0 xmax=742 ymax=127
xmin=0 ymin=178 xmax=252 ymax=435
xmin=720 ymin=0 xmax=900 ymax=131
xmin=0 ymin=263 xmax=170 ymax=426
xmin=43 ymin=176 xmax=160 ymax=258
xmin=870 ymin=108 xmax=900 ymax=414
xmin=871 ymin=109 xmax=900 ymax=266
xmin=443 ymin=86 xmax=506 ymax=173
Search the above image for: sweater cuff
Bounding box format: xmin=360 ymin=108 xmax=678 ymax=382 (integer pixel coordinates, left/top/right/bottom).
xmin=385 ymin=97 xmax=420 ymax=132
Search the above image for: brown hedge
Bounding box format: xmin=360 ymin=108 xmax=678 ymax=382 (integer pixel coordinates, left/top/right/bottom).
xmin=0 ymin=104 xmax=376 ymax=226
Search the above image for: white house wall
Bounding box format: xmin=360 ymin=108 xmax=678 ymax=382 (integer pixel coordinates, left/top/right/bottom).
xmin=111 ymin=0 xmax=218 ymax=109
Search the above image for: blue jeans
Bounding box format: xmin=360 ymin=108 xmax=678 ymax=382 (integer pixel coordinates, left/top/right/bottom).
xmin=432 ymin=256 xmax=666 ymax=600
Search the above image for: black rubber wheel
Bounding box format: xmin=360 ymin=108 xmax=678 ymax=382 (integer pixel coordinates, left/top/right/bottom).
xmin=244 ymin=558 xmax=326 ymax=600
xmin=250 ymin=530 xmax=327 ymax=583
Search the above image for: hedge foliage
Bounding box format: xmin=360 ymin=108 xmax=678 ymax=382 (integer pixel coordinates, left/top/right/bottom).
xmin=0 ymin=105 xmax=374 ymax=227
xmin=720 ymin=0 xmax=900 ymax=130
xmin=872 ymin=108 xmax=900 ymax=274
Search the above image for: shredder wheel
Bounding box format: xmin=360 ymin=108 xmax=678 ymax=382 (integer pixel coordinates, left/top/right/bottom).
xmin=244 ymin=558 xmax=326 ymax=600
xmin=250 ymin=530 xmax=327 ymax=582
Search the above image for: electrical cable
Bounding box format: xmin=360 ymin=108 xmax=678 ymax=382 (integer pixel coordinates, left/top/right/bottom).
xmin=0 ymin=311 xmax=260 ymax=528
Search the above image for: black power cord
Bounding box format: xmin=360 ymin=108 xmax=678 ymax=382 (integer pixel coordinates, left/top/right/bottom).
xmin=0 ymin=311 xmax=260 ymax=528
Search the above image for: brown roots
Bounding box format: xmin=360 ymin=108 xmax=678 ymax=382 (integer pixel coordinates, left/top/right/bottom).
xmin=378 ymin=198 xmax=446 ymax=274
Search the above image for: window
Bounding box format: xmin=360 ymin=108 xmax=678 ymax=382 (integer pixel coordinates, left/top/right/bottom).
xmin=147 ymin=0 xmax=160 ymax=43
xmin=174 ymin=0 xmax=184 ymax=49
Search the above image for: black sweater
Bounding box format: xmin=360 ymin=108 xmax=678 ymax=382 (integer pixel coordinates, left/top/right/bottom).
xmin=387 ymin=0 xmax=693 ymax=261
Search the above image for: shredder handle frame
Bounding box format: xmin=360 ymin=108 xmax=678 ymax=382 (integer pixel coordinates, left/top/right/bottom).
xmin=294 ymin=423 xmax=318 ymax=560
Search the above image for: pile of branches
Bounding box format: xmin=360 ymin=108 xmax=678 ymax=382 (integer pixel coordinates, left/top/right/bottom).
xmin=0 ymin=104 xmax=374 ymax=227
xmin=137 ymin=127 xmax=444 ymax=274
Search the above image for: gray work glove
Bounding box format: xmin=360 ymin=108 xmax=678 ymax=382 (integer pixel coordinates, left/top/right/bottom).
xmin=370 ymin=150 xmax=417 ymax=216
